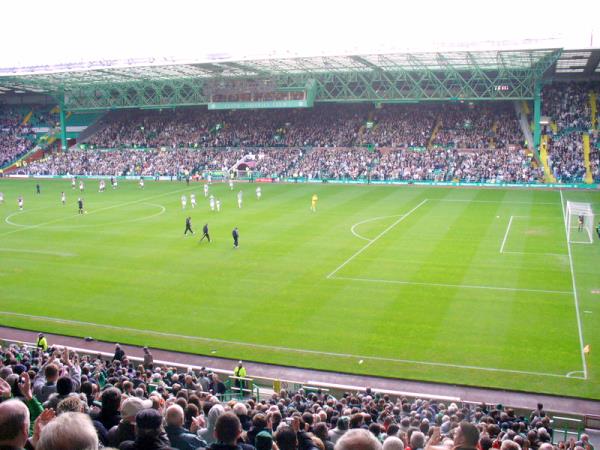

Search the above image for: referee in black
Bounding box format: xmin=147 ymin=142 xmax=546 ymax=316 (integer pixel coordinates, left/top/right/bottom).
xmin=78 ymin=198 xmax=84 ymax=214
xmin=184 ymin=216 xmax=194 ymax=235
xmin=232 ymin=227 xmax=239 ymax=248
xmin=200 ymin=223 xmax=211 ymax=242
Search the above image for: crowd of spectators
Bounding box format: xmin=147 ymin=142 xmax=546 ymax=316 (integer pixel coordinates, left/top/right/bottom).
xmin=540 ymin=83 xmax=600 ymax=182
xmin=0 ymin=340 xmax=594 ymax=450
xmin=84 ymin=103 xmax=521 ymax=151
xmin=0 ymin=108 xmax=37 ymax=168
xmin=21 ymin=146 xmax=542 ymax=183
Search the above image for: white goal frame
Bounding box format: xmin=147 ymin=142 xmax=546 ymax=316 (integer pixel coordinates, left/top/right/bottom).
xmin=565 ymin=201 xmax=594 ymax=244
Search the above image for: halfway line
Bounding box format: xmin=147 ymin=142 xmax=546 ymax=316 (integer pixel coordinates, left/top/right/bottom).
xmin=327 ymin=199 xmax=428 ymax=279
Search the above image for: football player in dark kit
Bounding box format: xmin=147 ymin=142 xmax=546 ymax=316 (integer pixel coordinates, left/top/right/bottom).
xmin=77 ymin=198 xmax=84 ymax=214
xmin=36 ymin=183 xmax=41 ymax=194
xmin=184 ymin=216 xmax=194 ymax=235
xmin=232 ymin=227 xmax=239 ymax=248
xmin=199 ymin=223 xmax=211 ymax=242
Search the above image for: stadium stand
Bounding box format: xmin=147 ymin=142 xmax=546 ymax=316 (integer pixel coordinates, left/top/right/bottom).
xmin=0 ymin=340 xmax=594 ymax=450
xmin=6 ymin=82 xmax=600 ymax=184
xmin=0 ymin=107 xmax=37 ymax=168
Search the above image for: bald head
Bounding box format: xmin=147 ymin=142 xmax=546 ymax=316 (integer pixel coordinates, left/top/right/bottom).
xmin=165 ymin=404 xmax=185 ymax=427
xmin=0 ymin=399 xmax=30 ymax=448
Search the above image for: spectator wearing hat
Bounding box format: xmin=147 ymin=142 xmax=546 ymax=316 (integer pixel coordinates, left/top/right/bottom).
xmin=120 ymin=408 xmax=176 ymax=450
xmin=108 ymin=396 xmax=153 ymax=447
xmin=165 ymin=404 xmax=207 ymax=450
xmin=255 ymin=430 xmax=274 ymax=450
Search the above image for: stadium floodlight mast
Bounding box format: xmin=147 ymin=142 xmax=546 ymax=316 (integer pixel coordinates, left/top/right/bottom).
xmin=565 ymin=201 xmax=595 ymax=244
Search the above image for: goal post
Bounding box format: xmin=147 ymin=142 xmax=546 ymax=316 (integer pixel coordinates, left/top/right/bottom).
xmin=565 ymin=201 xmax=594 ymax=244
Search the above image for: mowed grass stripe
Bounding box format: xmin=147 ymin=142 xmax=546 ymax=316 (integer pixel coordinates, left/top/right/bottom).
xmin=0 ymin=179 xmax=597 ymax=398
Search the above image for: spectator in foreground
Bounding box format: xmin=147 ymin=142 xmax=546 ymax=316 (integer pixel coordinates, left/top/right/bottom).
xmin=452 ymin=422 xmax=479 ymax=450
xmin=108 ymin=397 xmax=152 ymax=447
xmin=120 ymin=408 xmax=175 ymax=450
xmin=210 ymin=413 xmax=253 ymax=450
xmin=335 ymin=428 xmax=382 ymax=450
xmin=165 ymin=404 xmax=207 ymax=450
xmin=36 ymin=412 xmax=99 ymax=450
xmin=0 ymin=399 xmax=30 ymax=450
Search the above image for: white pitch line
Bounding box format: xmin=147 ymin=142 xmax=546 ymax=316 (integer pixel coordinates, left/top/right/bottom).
xmin=560 ymin=190 xmax=588 ymax=380
xmin=435 ymin=199 xmax=558 ymax=205
xmin=0 ymin=186 xmax=193 ymax=238
xmin=350 ymin=214 xmax=405 ymax=242
xmin=0 ymin=247 xmax=75 ymax=257
xmin=502 ymin=251 xmax=567 ymax=257
xmin=327 ymin=199 xmax=428 ymax=279
xmin=332 ymin=275 xmax=572 ymax=295
xmin=499 ymin=215 xmax=514 ymax=254
xmin=0 ymin=311 xmax=569 ymax=379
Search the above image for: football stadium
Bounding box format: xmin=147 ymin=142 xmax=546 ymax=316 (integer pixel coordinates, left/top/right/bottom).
xmin=0 ymin=2 xmax=599 ymax=449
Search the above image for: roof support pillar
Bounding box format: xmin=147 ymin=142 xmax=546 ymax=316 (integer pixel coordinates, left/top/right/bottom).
xmin=532 ymin=80 xmax=542 ymax=150
xmin=59 ymin=91 xmax=67 ymax=150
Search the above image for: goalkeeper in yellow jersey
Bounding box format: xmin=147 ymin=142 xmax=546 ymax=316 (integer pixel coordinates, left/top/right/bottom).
xmin=310 ymin=193 xmax=318 ymax=212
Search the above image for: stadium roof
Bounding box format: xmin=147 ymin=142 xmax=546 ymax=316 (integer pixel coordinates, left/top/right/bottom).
xmin=0 ymin=47 xmax=595 ymax=109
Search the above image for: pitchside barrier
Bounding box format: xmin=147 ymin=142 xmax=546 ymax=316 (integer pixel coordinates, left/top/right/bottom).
xmin=0 ymin=338 xmax=592 ymax=435
xmin=7 ymin=173 xmax=599 ymax=189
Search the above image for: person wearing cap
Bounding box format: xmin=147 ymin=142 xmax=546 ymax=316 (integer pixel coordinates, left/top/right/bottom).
xmin=36 ymin=333 xmax=48 ymax=352
xmin=165 ymin=404 xmax=207 ymax=450
xmin=108 ymin=396 xmax=152 ymax=448
xmin=255 ymin=430 xmax=274 ymax=450
xmin=119 ymin=408 xmax=176 ymax=450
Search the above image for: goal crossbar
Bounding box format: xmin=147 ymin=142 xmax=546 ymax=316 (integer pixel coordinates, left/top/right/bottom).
xmin=566 ymin=201 xmax=594 ymax=244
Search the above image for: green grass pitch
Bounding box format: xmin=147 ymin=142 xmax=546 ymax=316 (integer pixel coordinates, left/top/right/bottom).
xmin=0 ymin=178 xmax=598 ymax=399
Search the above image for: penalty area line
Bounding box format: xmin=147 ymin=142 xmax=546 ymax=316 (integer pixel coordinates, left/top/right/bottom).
xmin=331 ymin=275 xmax=572 ymax=295
xmin=0 ymin=311 xmax=569 ymax=379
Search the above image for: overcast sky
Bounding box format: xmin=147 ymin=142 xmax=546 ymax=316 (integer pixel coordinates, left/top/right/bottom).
xmin=1 ymin=0 xmax=599 ymax=69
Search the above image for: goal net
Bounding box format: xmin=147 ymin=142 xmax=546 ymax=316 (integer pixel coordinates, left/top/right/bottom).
xmin=565 ymin=201 xmax=594 ymax=244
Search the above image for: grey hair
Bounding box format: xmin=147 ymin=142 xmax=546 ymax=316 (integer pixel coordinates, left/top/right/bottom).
xmin=36 ymin=412 xmax=98 ymax=450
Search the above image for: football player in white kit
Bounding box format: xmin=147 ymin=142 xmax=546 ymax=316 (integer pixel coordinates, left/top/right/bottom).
xmin=0 ymin=191 xmax=4 ymax=203
xmin=61 ymin=192 xmax=66 ymax=205
xmin=190 ymin=193 xmax=196 ymax=209
xmin=207 ymin=173 xmax=212 ymax=184
xmin=216 ymin=199 xmax=221 ymax=212
xmin=79 ymin=181 xmax=84 ymax=192
xmin=203 ymin=184 xmax=209 ymax=197
xmin=99 ymin=180 xmax=105 ymax=192
xmin=181 ymin=194 xmax=187 ymax=209
xmin=229 ymin=179 xmax=234 ymax=190
xmin=237 ymin=190 xmax=243 ymax=208
xmin=256 ymin=186 xmax=262 ymax=200
xmin=209 ymin=195 xmax=215 ymax=211
xmin=139 ymin=178 xmax=145 ymax=189
xmin=18 ymin=195 xmax=24 ymax=210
